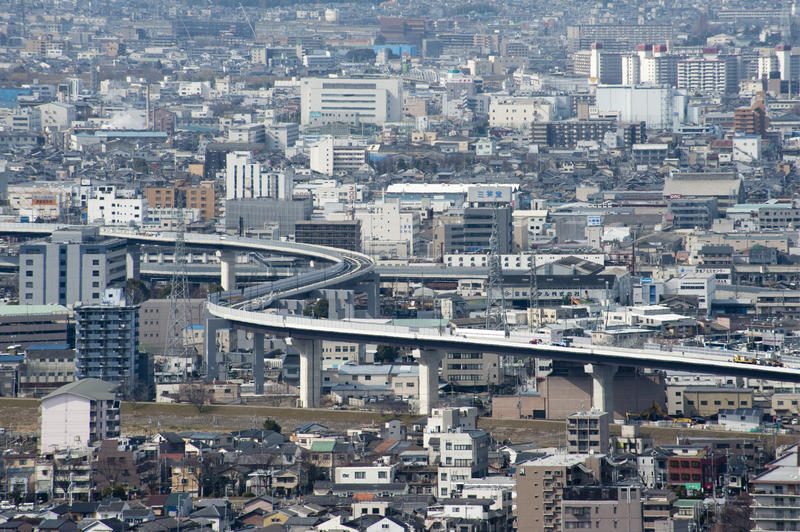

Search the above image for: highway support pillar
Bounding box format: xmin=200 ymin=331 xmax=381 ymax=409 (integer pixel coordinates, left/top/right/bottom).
xmin=205 ymin=318 xmax=230 ymax=381
xmin=125 ymin=243 xmax=139 ymax=280
xmin=414 ymin=348 xmax=444 ymax=415
xmin=218 ymin=250 xmax=236 ymax=291
xmin=253 ymin=332 xmax=265 ymax=395
xmin=584 ymin=363 xmax=618 ymax=416
xmin=289 ymin=338 xmax=322 ymax=408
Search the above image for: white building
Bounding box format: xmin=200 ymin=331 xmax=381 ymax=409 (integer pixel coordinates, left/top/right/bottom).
xmin=228 ymin=123 xmax=265 ymax=143
xmin=622 ymin=55 xmax=641 ymax=85
xmin=595 ymin=84 xmax=684 ymax=130
xmin=334 ymin=464 xmax=396 ymax=484
xmin=664 ymin=272 xmax=716 ymax=310
xmin=718 ymin=408 xmax=762 ymax=432
xmin=489 ymin=97 xmax=551 ymax=129
xmin=266 ymin=122 xmax=299 ymax=151
xmin=37 ymin=102 xmax=76 ymax=131
xmin=354 ymin=199 xmax=418 ymax=258
xmin=40 ymin=379 xmax=121 ymax=453
xmin=677 ymin=57 xmax=734 ymax=94
xmin=300 ymin=77 xmax=402 ymax=126
xmin=309 ymin=136 xmax=367 ymax=176
xmin=293 ymin=179 xmax=364 ymax=209
xmin=732 ymin=134 xmax=762 ymax=163
xmin=87 ymin=185 xmax=147 ymax=226
xmin=225 ymin=151 xmax=285 ymax=200
xmin=7 ymin=181 xmax=79 ymax=221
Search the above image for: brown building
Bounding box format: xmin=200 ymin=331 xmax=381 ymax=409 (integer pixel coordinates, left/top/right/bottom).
xmin=294 ymin=220 xmax=361 ymax=252
xmin=514 ymin=453 xmax=606 ymax=532
xmin=562 ymin=486 xmax=643 ymax=532
xmin=144 ymin=182 xmax=216 ymax=221
xmin=734 ymin=102 xmax=768 ymax=137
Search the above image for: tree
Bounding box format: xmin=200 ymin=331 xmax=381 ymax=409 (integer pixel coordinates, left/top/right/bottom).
xmin=182 ymin=383 xmax=211 ymax=412
xmin=125 ymin=278 xmax=151 ymax=304
xmin=713 ymin=493 xmax=752 ymax=532
xmin=262 ymin=417 xmax=281 ymax=433
xmin=303 ymin=298 xmax=329 ymax=318
xmin=374 ymin=345 xmax=400 ymax=364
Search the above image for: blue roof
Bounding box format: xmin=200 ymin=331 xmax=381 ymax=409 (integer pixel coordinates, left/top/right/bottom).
xmin=0 ymin=355 xmax=24 ymax=362
xmin=27 ymin=343 xmax=71 ymax=351
xmin=185 ymin=324 xmax=204 ymax=331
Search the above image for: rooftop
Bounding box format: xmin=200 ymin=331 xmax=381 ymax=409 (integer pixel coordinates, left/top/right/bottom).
xmin=43 ymin=378 xmax=119 ymax=402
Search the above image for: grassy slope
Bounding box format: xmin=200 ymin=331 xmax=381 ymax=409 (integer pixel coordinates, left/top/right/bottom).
xmin=2 ymin=398 xmax=792 ymax=448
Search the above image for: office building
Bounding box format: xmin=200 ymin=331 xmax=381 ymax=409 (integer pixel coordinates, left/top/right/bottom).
xmin=228 ymin=123 xmax=265 ymax=144
xmin=433 ymin=206 xmax=513 ymax=257
xmin=489 ymin=97 xmax=550 ymax=129
xmin=18 ymin=226 xmax=128 ymax=307
xmin=266 ymin=122 xmax=299 ymax=151
xmin=441 ymin=352 xmax=504 ymax=389
xmin=355 ymin=199 xmax=419 ymax=258
xmin=139 ymin=298 xmax=207 ymax=354
xmin=17 ymin=344 xmax=75 ymax=398
xmin=86 ymin=185 xmax=147 ymax=226
xmin=667 ymin=385 xmax=753 ymax=417
xmin=0 ymin=304 xmax=71 ymax=350
xmin=74 ymin=289 xmax=140 ymax=399
xmin=225 ymin=197 xmax=312 ymax=237
xmin=295 ymin=220 xmax=362 ymax=252
xmin=39 ymin=378 xmax=121 ymax=453
xmin=566 ymin=410 xmax=610 ymax=454
xmin=667 ymin=198 xmax=718 ymax=230
xmin=300 ymin=77 xmax=403 ymax=126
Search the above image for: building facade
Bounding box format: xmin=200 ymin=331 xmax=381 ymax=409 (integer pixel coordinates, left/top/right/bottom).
xmin=18 ymin=227 xmax=128 ymax=307
xmin=74 ymin=289 xmax=140 ymax=399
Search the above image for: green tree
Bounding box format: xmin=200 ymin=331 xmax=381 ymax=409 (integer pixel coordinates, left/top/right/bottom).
xmin=262 ymin=417 xmax=281 ymax=433
xmin=303 ymin=298 xmax=329 ymax=318
xmin=374 ymin=345 xmax=400 ymax=364
xmin=125 ymin=278 xmax=151 ymax=304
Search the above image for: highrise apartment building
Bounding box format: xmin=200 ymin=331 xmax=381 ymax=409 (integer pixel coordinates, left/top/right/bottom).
xmin=74 ymin=289 xmax=140 ymax=399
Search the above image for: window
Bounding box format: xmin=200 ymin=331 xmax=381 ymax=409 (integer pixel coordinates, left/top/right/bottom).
xmin=354 ymin=471 xmax=365 ymax=479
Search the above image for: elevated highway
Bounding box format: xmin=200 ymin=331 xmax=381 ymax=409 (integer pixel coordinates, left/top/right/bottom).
xmin=4 ymin=223 xmax=800 ymax=414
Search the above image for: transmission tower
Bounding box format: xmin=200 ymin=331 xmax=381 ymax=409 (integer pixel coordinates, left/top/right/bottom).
xmin=163 ymin=213 xmax=193 ymax=382
xmin=485 ymin=208 xmax=508 ymax=335
xmin=528 ymin=249 xmax=539 ymax=333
